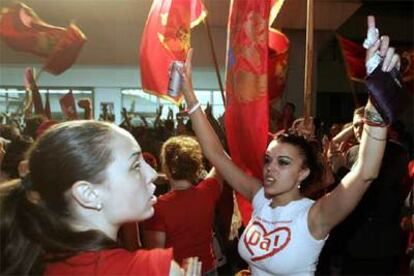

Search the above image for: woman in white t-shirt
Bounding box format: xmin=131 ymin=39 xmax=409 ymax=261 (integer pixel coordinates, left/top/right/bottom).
xmin=179 ymin=16 xmax=401 ymax=275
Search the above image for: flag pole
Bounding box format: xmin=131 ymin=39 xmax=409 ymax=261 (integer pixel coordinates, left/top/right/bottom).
xmin=303 ymin=0 xmax=314 ymax=124
xmin=203 ymin=17 xmax=226 ymax=107
xmin=35 ymin=68 xmax=44 ymax=82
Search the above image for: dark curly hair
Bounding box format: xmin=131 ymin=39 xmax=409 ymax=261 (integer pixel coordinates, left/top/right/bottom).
xmin=1 ymin=135 xmax=33 ymax=179
xmin=274 ymin=131 xmax=324 ymax=192
xmin=161 ymin=136 xmax=204 ymax=183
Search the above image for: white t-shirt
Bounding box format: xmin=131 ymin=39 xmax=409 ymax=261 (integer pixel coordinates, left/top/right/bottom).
xmin=238 ymin=188 xmax=327 ymax=276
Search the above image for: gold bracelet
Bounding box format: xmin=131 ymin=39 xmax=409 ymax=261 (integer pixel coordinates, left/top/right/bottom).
xmin=364 ymin=127 xmax=387 ymax=141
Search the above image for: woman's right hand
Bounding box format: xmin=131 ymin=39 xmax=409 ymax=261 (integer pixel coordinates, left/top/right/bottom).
xmin=180 ymin=48 xmax=198 ymax=105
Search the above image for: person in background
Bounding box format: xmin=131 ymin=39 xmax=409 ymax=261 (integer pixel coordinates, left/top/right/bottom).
xmin=328 ymin=123 xmax=344 ymax=140
xmin=0 ymin=124 xmax=21 ymax=141
xmin=400 ymin=160 xmax=414 ymax=274
xmin=77 ymin=98 xmax=93 ymax=120
xmin=143 ymin=135 xmax=222 ymax=275
xmin=336 ymin=110 xmax=409 ymax=275
xmin=270 ymin=102 xmax=296 ymax=133
xmin=318 ymin=103 xmax=409 ymax=275
xmin=0 ymin=135 xmax=33 ymax=183
xmin=0 ymin=137 xmax=10 ymax=183
xmin=23 ymin=115 xmax=46 ymax=140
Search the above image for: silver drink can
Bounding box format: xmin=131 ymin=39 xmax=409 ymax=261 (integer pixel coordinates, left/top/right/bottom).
xmin=167 ymin=61 xmax=184 ymax=97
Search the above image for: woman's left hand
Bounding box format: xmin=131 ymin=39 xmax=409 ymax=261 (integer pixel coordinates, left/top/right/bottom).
xmin=365 ymin=16 xmax=401 ymax=73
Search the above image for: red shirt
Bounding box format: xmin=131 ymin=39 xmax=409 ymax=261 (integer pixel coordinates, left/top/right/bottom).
xmin=143 ymin=177 xmax=221 ymax=272
xmin=45 ymin=248 xmax=172 ymax=275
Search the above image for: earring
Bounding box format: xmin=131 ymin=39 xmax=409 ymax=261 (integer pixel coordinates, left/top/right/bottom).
xmin=96 ymin=203 xmax=103 ymax=211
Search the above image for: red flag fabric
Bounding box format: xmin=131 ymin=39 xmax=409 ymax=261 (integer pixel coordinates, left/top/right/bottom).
xmin=59 ymin=90 xmax=78 ymax=120
xmin=225 ymin=0 xmax=286 ymax=225
xmin=43 ymin=23 xmax=86 ymax=75
xmin=0 ymin=2 xmax=86 ymax=75
xmin=44 ymin=90 xmax=52 ymax=119
xmin=268 ymin=28 xmax=289 ymax=103
xmin=401 ymin=50 xmax=414 ymax=94
xmin=336 ymin=35 xmax=366 ymax=82
xmin=139 ymin=0 xmax=206 ymax=105
xmin=24 ymin=67 xmax=44 ymax=115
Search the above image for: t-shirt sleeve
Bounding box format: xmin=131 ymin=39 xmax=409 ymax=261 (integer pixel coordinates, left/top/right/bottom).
xmin=141 ymin=205 xmax=166 ymax=232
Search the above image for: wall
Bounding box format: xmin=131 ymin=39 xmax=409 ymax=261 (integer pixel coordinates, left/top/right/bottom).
xmin=0 ymin=63 xmax=226 ymax=124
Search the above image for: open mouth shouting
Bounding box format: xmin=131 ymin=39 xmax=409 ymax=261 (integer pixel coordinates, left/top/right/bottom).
xmin=264 ymin=175 xmax=277 ymax=187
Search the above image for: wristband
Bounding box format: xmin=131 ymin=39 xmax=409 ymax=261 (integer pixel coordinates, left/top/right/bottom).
xmin=188 ymin=101 xmax=201 ymax=115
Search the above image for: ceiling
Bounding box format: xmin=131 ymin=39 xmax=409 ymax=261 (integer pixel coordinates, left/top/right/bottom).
xmin=0 ymin=0 xmax=411 ymax=67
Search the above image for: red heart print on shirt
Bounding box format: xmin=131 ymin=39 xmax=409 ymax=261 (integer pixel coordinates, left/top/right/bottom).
xmin=243 ymin=220 xmax=291 ymax=262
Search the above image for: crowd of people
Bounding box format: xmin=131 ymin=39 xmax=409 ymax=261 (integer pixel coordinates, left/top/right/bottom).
xmin=0 ymin=16 xmax=413 ymax=276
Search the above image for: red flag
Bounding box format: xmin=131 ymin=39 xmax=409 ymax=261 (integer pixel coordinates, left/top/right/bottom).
xmin=139 ymin=0 xmax=206 ymax=105
xmin=59 ymin=90 xmax=78 ymax=120
xmin=268 ymin=28 xmax=289 ymax=103
xmin=24 ymin=67 xmax=44 ymax=115
xmin=44 ymin=90 xmax=52 ymax=119
xmin=43 ymin=24 xmax=86 ymax=75
xmin=401 ymin=50 xmax=414 ymax=94
xmin=0 ymin=2 xmax=86 ymax=75
xmin=336 ymin=35 xmax=366 ymax=82
xmin=225 ymin=0 xmax=287 ymax=225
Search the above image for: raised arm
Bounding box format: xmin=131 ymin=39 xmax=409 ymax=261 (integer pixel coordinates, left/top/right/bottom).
xmin=77 ymin=98 xmax=93 ymax=120
xmin=309 ymin=16 xmax=399 ymax=239
xmin=153 ymin=105 xmax=163 ymax=128
xmin=331 ymin=123 xmax=354 ymax=146
xmin=179 ymin=50 xmax=261 ymax=201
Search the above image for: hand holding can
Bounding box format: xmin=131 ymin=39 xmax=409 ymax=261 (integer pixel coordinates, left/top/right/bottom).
xmin=167 ymin=61 xmax=184 ymax=97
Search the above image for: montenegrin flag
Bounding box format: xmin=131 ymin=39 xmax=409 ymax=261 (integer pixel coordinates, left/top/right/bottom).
xmin=336 ymin=35 xmax=366 ymax=82
xmin=0 ymin=2 xmax=86 ymax=75
xmin=139 ymin=0 xmax=206 ymax=105
xmin=225 ymin=0 xmax=288 ymax=225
